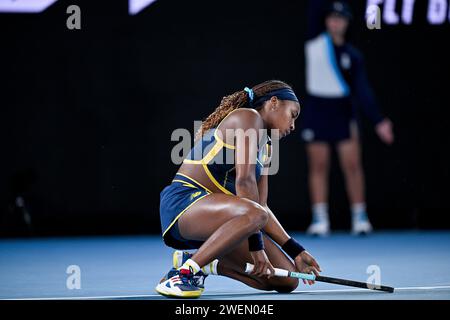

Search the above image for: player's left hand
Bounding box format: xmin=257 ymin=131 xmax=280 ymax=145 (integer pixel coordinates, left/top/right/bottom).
xmin=294 ymin=251 xmax=322 ymax=285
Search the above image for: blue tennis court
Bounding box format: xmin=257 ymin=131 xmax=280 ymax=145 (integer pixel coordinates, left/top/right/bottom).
xmin=1 ymin=231 xmax=449 ymax=300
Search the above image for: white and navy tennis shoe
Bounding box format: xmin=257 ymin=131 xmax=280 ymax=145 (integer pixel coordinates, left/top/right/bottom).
xmin=156 ymin=267 xmax=202 ymax=298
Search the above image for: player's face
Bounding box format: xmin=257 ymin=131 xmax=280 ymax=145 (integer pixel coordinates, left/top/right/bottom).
xmin=325 ymin=14 xmax=349 ymax=36
xmin=269 ymin=100 xmax=300 ymax=140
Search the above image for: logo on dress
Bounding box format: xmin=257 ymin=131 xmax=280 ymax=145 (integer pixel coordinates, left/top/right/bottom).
xmin=190 ymin=191 xmax=202 ymax=200
xmin=340 ymin=53 xmax=351 ymax=70
xmin=301 ymin=129 xmax=315 ymax=142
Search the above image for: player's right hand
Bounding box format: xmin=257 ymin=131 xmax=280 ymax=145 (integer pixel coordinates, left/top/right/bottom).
xmin=249 ymin=250 xmax=275 ymax=279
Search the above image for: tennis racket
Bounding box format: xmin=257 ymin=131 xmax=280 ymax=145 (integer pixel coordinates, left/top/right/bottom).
xmin=245 ymin=263 xmax=394 ymax=293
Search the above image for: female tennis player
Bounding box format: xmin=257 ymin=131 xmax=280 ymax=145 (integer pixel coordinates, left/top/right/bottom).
xmin=156 ymin=80 xmax=321 ymax=298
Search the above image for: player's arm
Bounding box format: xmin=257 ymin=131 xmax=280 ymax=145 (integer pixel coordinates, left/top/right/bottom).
xmin=257 ymin=174 xmax=290 ymax=245
xmin=233 ymin=110 xmax=264 ymax=204
xmin=258 ymin=174 xmax=322 ymax=283
xmin=233 ymin=109 xmax=275 ymax=277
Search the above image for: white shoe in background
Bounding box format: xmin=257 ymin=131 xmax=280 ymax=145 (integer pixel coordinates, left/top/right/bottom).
xmin=352 ymin=212 xmax=373 ymax=235
xmin=306 ymin=215 xmax=330 ymax=237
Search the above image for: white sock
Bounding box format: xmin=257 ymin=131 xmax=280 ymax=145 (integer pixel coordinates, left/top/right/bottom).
xmin=312 ymin=203 xmax=329 ymax=221
xmin=180 ymin=258 xmax=201 ymax=274
xmin=201 ymin=259 xmax=219 ymax=275
xmin=351 ymin=203 xmax=366 ymax=216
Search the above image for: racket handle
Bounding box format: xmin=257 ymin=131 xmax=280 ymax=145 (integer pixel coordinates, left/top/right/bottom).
xmin=245 ymin=263 xmax=289 ymax=277
xmin=245 ymin=263 xmax=317 ymax=281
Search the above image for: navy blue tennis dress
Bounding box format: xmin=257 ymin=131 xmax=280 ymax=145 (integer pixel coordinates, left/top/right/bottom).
xmin=160 ymin=109 xmax=272 ymax=250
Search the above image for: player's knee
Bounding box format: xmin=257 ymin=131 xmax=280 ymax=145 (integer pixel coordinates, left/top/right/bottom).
xmin=254 ymin=282 xmax=273 ymax=291
xmin=258 ymin=276 xmax=298 ymax=293
xmin=273 ymin=278 xmax=299 ymax=294
xmin=245 ymin=203 xmax=269 ymax=230
xmin=235 ymin=200 xmax=268 ymax=232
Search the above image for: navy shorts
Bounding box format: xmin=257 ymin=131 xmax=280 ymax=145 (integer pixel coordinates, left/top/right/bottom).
xmin=160 ymin=173 xmax=211 ymax=250
xmin=300 ymin=96 xmax=356 ymax=144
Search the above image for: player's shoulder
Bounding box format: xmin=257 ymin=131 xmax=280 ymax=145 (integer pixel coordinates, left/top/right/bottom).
xmin=231 ymin=107 xmax=260 ymax=118
xmin=225 ymin=108 xmax=264 ymax=130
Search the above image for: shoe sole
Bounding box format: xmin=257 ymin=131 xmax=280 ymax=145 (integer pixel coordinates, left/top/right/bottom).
xmin=306 ymin=225 xmax=330 ymax=237
xmin=352 ymin=225 xmax=373 ymax=235
xmin=155 ymin=283 xmax=202 ymax=299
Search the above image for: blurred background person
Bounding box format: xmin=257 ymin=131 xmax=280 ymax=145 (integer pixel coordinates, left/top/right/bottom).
xmin=301 ymin=1 xmax=394 ymax=236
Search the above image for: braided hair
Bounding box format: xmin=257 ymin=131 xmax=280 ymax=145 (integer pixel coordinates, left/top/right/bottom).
xmin=195 ymin=80 xmax=294 ymax=140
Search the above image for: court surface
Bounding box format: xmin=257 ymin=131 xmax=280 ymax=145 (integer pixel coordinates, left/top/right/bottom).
xmin=1 ymin=231 xmax=449 ymax=300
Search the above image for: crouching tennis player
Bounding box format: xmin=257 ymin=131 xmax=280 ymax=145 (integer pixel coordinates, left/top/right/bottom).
xmin=156 ymin=80 xmax=321 ymax=298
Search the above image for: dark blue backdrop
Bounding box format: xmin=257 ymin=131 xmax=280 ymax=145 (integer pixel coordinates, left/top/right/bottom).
xmin=1 ymin=0 xmax=449 ymax=236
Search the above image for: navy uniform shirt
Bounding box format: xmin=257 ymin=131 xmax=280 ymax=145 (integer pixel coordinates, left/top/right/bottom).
xmin=305 ymin=0 xmax=384 ymax=125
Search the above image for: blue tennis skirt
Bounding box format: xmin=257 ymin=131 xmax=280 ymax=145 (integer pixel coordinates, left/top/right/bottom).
xmin=160 ymin=173 xmax=211 ymax=249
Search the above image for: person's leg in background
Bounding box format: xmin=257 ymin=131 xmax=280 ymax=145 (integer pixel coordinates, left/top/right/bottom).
xmin=305 ymin=142 xmax=331 ymax=236
xmin=336 ymin=123 xmax=373 ymax=235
